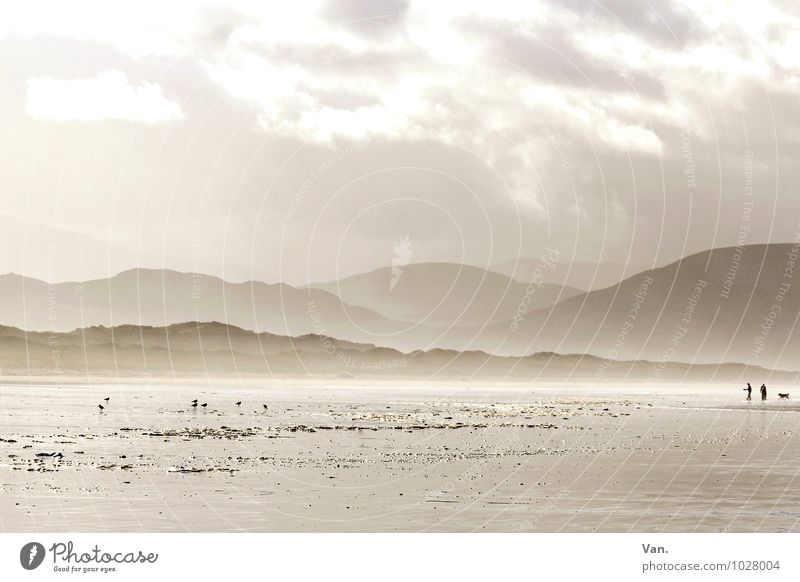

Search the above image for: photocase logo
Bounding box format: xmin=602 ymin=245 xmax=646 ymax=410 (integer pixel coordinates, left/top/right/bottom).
xmin=390 ymin=235 xmax=413 ymax=291
xmin=20 ymin=542 xmax=46 ymax=570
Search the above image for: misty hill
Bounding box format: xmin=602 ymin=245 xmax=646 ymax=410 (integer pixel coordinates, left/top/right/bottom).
xmin=311 ymin=262 xmax=582 ymax=327
xmin=6 ymin=243 xmax=800 ymax=371
xmin=0 ymin=269 xmax=413 ymax=341
xmin=0 ymin=321 xmax=794 ymax=383
xmin=491 ymin=258 xmax=652 ymax=291
xmin=455 ymin=243 xmax=800 ymax=371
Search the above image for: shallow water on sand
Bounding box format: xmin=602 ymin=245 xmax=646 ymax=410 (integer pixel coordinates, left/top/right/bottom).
xmin=1 ymin=382 xmax=799 ymax=532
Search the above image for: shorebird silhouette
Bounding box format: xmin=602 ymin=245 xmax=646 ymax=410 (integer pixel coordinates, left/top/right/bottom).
xmin=192 ymin=399 xmax=198 ymax=404
xmin=103 ymin=397 xmax=110 ymax=402
xmin=263 ymin=404 xmax=268 ymax=411
xmin=236 ymin=401 xmax=242 ymax=406
xmin=201 ymin=403 xmax=208 ymax=408
xmin=191 ymin=402 xmax=198 ymax=408
xmin=98 ymin=404 xmax=104 ymax=411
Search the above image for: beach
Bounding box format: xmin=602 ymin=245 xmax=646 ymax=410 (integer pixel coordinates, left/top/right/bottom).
xmin=1 ymin=382 xmax=799 ymax=532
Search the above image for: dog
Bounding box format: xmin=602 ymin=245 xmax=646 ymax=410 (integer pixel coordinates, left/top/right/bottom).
xmin=778 ymin=393 xmax=790 ymax=400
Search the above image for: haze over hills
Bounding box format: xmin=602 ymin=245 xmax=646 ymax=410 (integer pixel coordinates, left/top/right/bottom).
xmin=311 ymin=262 xmax=582 ymax=327
xmin=490 ymin=258 xmax=654 ymax=291
xmin=0 ymin=263 xmax=580 ymax=349
xmin=0 ymin=321 xmax=380 ymax=377
xmin=3 ymin=243 xmax=800 ymax=370
xmin=0 ymin=321 xmax=795 ymax=383
xmin=451 ymin=243 xmax=800 ymax=370
xmin=0 ymin=269 xmax=412 ymax=341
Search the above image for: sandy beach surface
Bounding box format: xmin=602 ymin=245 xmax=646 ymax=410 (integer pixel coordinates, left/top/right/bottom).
xmin=1 ymin=382 xmax=799 ymax=532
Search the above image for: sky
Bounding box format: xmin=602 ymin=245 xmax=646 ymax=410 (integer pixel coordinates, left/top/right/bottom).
xmin=1 ymin=0 xmax=799 ymax=284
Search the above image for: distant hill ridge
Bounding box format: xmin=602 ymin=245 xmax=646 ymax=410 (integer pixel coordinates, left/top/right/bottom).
xmin=3 ymin=243 xmax=800 ymax=369
xmin=0 ymin=320 xmax=795 ymax=382
xmin=446 ymin=243 xmax=800 ymax=370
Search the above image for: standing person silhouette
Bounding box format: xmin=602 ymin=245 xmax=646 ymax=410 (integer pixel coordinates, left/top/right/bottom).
xmin=761 ymin=384 xmax=767 ymax=401
xmin=744 ymin=383 xmax=752 ymax=400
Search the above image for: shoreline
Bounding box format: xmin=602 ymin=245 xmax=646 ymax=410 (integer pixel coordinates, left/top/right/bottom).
xmin=2 ymin=374 xmax=798 ymax=388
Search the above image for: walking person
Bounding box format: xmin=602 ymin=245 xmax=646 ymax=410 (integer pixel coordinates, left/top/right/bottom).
xmin=744 ymin=382 xmax=752 ymax=400
xmin=761 ymin=384 xmax=767 ymax=401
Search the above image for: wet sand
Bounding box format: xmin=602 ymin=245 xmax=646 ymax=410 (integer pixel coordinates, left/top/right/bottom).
xmin=1 ymin=382 xmax=799 ymax=532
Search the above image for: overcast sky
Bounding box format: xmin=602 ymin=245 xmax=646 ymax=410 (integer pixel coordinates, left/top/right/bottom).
xmin=1 ymin=0 xmax=799 ymax=284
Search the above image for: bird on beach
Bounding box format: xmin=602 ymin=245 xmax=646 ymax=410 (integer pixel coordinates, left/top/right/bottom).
xmin=191 ymin=402 xmax=198 ymax=408
xmin=98 ymin=404 xmax=104 ymax=411
xmin=236 ymin=401 xmax=242 ymax=407
xmin=192 ymin=399 xmax=198 ymax=404
xmin=263 ymin=404 xmax=268 ymax=411
xmin=103 ymin=397 xmax=110 ymax=402
xmin=201 ymin=403 xmax=208 ymax=408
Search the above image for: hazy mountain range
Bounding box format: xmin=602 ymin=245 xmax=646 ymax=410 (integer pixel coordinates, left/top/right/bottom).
xmin=311 ymin=262 xmax=582 ymax=327
xmin=1 ymin=321 xmax=794 ymax=382
xmin=489 ymin=259 xmax=653 ymax=291
xmin=447 ymin=243 xmax=800 ymax=371
xmin=0 ymin=268 xmax=406 ymax=338
xmin=2 ymin=243 xmax=800 ymax=371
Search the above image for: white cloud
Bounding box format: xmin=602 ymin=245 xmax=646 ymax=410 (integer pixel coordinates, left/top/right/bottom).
xmin=25 ymin=70 xmax=184 ymax=124
xmin=8 ymin=0 xmax=800 ymax=209
xmin=0 ymin=1 xmax=203 ymax=58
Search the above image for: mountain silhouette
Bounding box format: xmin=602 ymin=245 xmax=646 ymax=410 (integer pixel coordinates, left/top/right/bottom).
xmin=311 ymin=262 xmax=582 ymax=327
